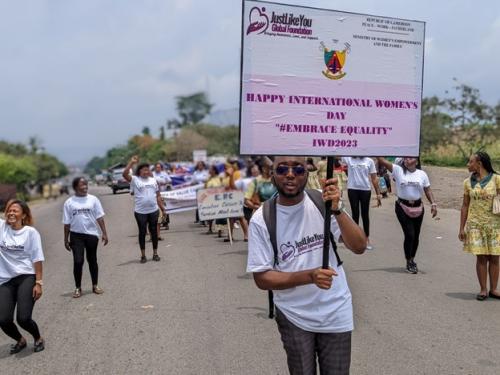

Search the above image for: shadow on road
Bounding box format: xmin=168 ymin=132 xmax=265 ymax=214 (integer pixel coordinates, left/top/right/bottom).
xmin=218 ymin=250 xmax=248 ymax=256
xmin=60 ymin=290 xmax=92 ymax=298
xmin=237 ymin=273 xmax=252 ymax=280
xmin=0 ymin=343 xmax=37 ymax=359
xmin=100 ymin=190 xmax=130 ymax=196
xmin=236 ymin=306 xmax=269 ymax=320
xmin=445 ymin=292 xmax=477 ymax=301
xmin=351 ymin=267 xmax=428 ymax=275
xmin=116 ymin=259 xmax=141 ymax=267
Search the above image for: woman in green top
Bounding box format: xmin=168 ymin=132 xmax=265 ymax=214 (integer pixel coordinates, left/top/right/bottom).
xmin=459 ymin=152 xmax=500 ymax=301
xmin=244 ymin=161 xmax=277 ymax=212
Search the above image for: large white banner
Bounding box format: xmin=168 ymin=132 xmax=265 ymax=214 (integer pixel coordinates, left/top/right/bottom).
xmin=161 ymin=184 xmax=204 ymax=214
xmin=197 ymin=188 xmax=244 ymax=221
xmin=240 ymin=0 xmax=425 ymax=156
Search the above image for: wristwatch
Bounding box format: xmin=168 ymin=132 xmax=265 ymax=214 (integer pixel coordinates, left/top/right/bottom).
xmin=332 ymin=201 xmax=344 ymax=216
xmin=35 ymin=280 xmax=43 ymax=286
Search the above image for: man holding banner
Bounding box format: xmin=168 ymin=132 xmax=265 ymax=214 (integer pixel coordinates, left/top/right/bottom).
xmin=247 ymin=156 xmax=366 ymax=374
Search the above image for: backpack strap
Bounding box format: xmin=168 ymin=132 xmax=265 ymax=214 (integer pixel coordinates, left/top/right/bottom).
xmin=262 ymin=196 xmax=278 ymax=319
xmin=305 ymin=189 xmax=343 ymax=267
xmin=262 ymin=195 xmax=279 ymax=266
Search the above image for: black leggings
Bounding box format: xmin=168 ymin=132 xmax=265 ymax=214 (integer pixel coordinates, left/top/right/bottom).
xmin=134 ymin=210 xmax=159 ymax=251
xmin=0 ymin=274 xmax=41 ymax=342
xmin=70 ymin=231 xmax=99 ymax=288
xmin=395 ymin=202 xmax=424 ymax=260
xmin=347 ymin=189 xmax=371 ymax=237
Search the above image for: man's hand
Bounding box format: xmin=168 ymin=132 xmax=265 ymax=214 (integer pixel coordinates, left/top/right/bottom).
xmin=64 ymin=240 xmax=71 ymax=251
xmin=312 ymin=268 xmax=338 ymax=289
xmin=102 ymin=233 xmax=109 ymax=246
xmin=321 ymin=177 xmax=341 ymax=209
xmin=130 ymin=155 xmax=139 ymax=164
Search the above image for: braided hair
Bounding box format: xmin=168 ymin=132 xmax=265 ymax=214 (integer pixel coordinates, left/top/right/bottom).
xmin=474 ymin=151 xmax=497 ymax=174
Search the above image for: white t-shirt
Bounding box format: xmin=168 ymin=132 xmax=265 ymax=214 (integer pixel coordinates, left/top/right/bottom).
xmin=193 ymin=170 xmax=209 ymax=184
xmin=392 ymin=164 xmax=430 ymax=201
xmin=62 ymin=194 xmax=105 ymax=237
xmin=342 ymin=157 xmax=376 ymax=191
xmin=153 ymin=171 xmax=172 ymax=192
xmin=247 ymin=194 xmax=353 ymax=333
xmin=131 ymin=176 xmax=159 ymax=214
xmin=0 ymin=219 xmax=45 ymax=285
xmin=235 ymin=177 xmax=255 ymax=192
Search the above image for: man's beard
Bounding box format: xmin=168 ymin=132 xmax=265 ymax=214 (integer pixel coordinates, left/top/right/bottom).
xmin=275 ymin=179 xmax=307 ymax=199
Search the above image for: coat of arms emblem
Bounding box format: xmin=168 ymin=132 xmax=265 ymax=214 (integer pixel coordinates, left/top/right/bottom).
xmin=320 ymin=41 xmax=351 ymax=80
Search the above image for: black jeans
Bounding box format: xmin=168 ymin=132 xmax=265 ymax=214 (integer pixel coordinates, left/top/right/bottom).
xmin=395 ymin=202 xmax=424 ymax=260
xmin=0 ymin=275 xmax=41 ymax=341
xmin=347 ymin=189 xmax=371 ymax=237
xmin=70 ymin=231 xmax=99 ymax=288
xmin=134 ymin=210 xmax=159 ymax=251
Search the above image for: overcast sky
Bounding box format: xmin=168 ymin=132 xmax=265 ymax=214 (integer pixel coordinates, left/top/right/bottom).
xmin=1 ymin=0 xmax=499 ymax=165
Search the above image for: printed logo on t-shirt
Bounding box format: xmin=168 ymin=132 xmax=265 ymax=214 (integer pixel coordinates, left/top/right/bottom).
xmin=279 ymin=232 xmax=324 ymax=261
xmin=400 ymin=181 xmax=420 ymax=187
xmin=72 ymin=208 xmax=93 ymax=216
xmin=0 ymin=241 xmax=24 ymax=252
xmin=353 ymin=164 xmax=368 ymax=169
xmin=137 ymin=182 xmax=157 ymax=191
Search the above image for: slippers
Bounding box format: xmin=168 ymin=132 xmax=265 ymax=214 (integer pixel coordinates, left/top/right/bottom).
xmin=476 ymin=294 xmax=488 ymax=301
xmin=489 ymin=292 xmax=500 ymax=300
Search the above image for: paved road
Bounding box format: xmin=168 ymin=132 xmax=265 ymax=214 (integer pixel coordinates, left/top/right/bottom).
xmin=1 ymin=186 xmax=499 ymax=374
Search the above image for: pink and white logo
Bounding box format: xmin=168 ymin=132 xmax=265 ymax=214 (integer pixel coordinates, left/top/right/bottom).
xmin=246 ymin=7 xmax=269 ymax=35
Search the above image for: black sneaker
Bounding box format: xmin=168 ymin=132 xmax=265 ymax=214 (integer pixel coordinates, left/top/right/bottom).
xmin=140 ymin=256 xmax=147 ymax=264
xmin=406 ymin=261 xmax=417 ymax=274
xmin=410 ymin=260 xmax=418 ymax=274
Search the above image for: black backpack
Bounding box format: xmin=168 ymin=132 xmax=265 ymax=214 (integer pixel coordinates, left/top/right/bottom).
xmin=262 ymin=189 xmax=343 ymax=319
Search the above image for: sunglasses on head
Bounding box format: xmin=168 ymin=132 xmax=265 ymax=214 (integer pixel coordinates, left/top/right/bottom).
xmin=275 ymin=165 xmax=306 ymax=176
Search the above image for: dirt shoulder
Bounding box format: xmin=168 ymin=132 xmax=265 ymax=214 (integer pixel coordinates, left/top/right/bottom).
xmin=420 ymin=165 xmax=469 ymax=210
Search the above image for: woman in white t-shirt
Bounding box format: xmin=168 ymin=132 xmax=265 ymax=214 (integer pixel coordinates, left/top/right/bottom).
xmin=193 ymin=161 xmax=209 ymax=224
xmin=342 ymin=157 xmax=382 ymax=249
xmin=377 ymin=157 xmax=437 ymax=274
xmin=63 ymin=177 xmax=108 ymax=298
xmin=0 ymin=200 xmax=45 ymax=354
xmin=123 ymin=155 xmax=167 ymax=264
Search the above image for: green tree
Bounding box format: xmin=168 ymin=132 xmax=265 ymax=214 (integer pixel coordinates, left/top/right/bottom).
xmin=176 ymin=92 xmax=213 ymax=126
xmin=444 ymin=80 xmax=499 ymax=160
xmin=159 ymin=126 xmax=165 ymax=141
xmin=0 ymin=153 xmax=37 ymax=189
xmin=420 ymin=96 xmax=452 ymax=152
xmin=142 ymin=126 xmax=151 ymax=136
xmin=0 ymin=141 xmax=27 ymax=156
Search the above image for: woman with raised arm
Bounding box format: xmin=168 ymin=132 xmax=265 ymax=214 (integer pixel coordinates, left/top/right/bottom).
xmin=459 ymin=152 xmax=500 ymax=301
xmin=0 ymin=200 xmax=45 ymax=354
xmin=123 ymin=155 xmax=166 ymax=263
xmin=377 ymin=157 xmax=437 ymax=274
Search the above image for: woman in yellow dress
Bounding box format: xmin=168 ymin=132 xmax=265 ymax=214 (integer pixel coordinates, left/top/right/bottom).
xmin=459 ymin=152 xmax=500 ymax=301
